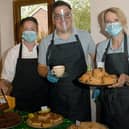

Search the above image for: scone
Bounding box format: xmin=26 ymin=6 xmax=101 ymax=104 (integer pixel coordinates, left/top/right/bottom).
xmin=79 ymin=72 xmax=91 ymax=83
xmin=93 ymin=68 xmax=105 ymax=79
xmin=103 ymin=75 xmax=117 ymax=85
xmin=88 ymin=76 xmax=102 ymax=85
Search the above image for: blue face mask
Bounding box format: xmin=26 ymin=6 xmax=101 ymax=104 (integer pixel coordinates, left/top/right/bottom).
xmin=105 ymin=22 xmax=123 ymax=37
xmin=22 ymin=30 xmax=37 ymax=43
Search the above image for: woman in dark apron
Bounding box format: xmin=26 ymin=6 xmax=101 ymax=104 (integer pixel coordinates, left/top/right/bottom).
xmin=11 ymin=17 xmax=49 ymax=112
xmin=46 ymin=33 xmax=91 ymax=122
xmin=12 ymin=44 xmax=49 ymax=112
xmin=96 ymin=7 xmax=129 ymax=129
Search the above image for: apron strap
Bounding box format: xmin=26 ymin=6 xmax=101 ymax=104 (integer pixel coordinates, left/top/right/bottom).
xmin=102 ymin=33 xmax=128 ymax=62
xmin=102 ymin=40 xmax=110 ymax=62
xmin=124 ymin=33 xmax=128 ymax=56
xmin=18 ymin=43 xmax=39 ymax=58
xmin=75 ymin=34 xmax=87 ymax=67
xmin=46 ymin=32 xmax=55 ymax=65
xmin=37 ymin=46 xmax=39 ymax=56
xmin=19 ymin=44 xmax=22 ymax=59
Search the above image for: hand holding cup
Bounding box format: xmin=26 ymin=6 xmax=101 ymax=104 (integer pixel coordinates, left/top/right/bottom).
xmin=51 ymin=65 xmax=65 ymax=78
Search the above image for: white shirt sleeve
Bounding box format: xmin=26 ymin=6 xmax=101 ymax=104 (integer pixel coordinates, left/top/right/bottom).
xmin=1 ymin=43 xmax=38 ymax=82
xmin=1 ymin=45 xmax=20 ymax=82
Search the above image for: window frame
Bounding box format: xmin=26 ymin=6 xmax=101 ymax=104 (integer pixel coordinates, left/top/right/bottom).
xmin=13 ymin=0 xmax=54 ymax=44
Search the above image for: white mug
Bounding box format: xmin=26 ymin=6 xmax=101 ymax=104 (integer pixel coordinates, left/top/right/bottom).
xmin=52 ymin=65 xmax=65 ymax=77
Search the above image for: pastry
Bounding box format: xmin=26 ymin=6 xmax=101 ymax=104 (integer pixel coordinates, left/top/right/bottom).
xmin=79 ymin=68 xmax=117 ymax=85
xmin=67 ymin=122 xmax=108 ymax=129
xmin=88 ymin=76 xmax=102 ymax=85
xmin=27 ymin=111 xmax=63 ymax=128
xmin=103 ymin=75 xmax=117 ymax=85
xmin=38 ymin=112 xmax=51 ymax=121
xmin=79 ymin=72 xmax=91 ymax=83
xmin=93 ymin=68 xmax=105 ymax=79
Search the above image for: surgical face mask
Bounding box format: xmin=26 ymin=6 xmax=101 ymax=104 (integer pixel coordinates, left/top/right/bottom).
xmin=105 ymin=22 xmax=123 ymax=37
xmin=22 ymin=30 xmax=37 ymax=43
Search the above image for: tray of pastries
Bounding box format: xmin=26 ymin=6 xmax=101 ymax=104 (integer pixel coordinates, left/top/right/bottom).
xmin=26 ymin=109 xmax=63 ymax=128
xmin=0 ymin=112 xmax=21 ymax=129
xmin=79 ymin=68 xmax=117 ymax=87
xmin=67 ymin=122 xmax=108 ymax=129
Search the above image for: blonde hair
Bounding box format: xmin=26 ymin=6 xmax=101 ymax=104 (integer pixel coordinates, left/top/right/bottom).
xmin=98 ymin=7 xmax=127 ymax=37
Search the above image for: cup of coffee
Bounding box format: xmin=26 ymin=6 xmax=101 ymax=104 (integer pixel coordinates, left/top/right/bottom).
xmin=52 ymin=65 xmax=65 ymax=77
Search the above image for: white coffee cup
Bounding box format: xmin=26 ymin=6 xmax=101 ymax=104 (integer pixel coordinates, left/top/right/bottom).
xmin=52 ymin=65 xmax=65 ymax=77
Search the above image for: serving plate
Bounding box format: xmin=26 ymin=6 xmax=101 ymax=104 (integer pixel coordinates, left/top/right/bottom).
xmin=26 ymin=111 xmax=64 ymax=129
xmin=0 ymin=120 xmax=21 ymax=129
xmin=67 ymin=122 xmax=108 ymax=129
xmin=82 ymin=83 xmax=113 ymax=87
xmin=0 ymin=112 xmax=21 ymax=129
xmin=26 ymin=118 xmax=63 ymax=129
xmin=79 ymin=80 xmax=114 ymax=87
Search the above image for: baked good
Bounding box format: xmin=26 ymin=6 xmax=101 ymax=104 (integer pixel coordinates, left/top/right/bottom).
xmin=79 ymin=68 xmax=117 ymax=85
xmin=79 ymin=72 xmax=92 ymax=83
xmin=88 ymin=76 xmax=102 ymax=85
xmin=67 ymin=122 xmax=108 ymax=129
xmin=103 ymin=75 xmax=117 ymax=85
xmin=27 ymin=118 xmax=42 ymax=128
xmin=93 ymin=68 xmax=105 ymax=79
xmin=38 ymin=112 xmax=51 ymax=121
xmin=27 ymin=111 xmax=63 ymax=128
xmin=0 ymin=112 xmax=21 ymax=128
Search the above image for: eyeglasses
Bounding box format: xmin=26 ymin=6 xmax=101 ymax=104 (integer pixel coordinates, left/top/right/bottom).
xmin=54 ymin=12 xmax=72 ymax=20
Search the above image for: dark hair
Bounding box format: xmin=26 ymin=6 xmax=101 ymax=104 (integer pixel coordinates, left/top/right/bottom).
xmin=20 ymin=17 xmax=38 ymax=26
xmin=52 ymin=0 xmax=72 ymax=12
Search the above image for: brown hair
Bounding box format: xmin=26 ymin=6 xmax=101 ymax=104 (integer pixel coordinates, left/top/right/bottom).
xmin=98 ymin=7 xmax=127 ymax=37
xmin=20 ymin=17 xmax=38 ymax=26
xmin=52 ymin=0 xmax=72 ymax=12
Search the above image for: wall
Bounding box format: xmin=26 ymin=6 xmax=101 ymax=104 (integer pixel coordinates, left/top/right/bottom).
xmin=1 ymin=0 xmax=129 ymax=55
xmin=90 ymin=0 xmax=129 ymax=43
xmin=0 ymin=0 xmax=14 ymax=58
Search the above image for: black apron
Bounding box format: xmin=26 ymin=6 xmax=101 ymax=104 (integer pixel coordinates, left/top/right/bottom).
xmin=47 ymin=34 xmax=91 ymax=122
xmin=100 ymin=34 xmax=129 ymax=129
xmin=12 ymin=44 xmax=49 ymax=112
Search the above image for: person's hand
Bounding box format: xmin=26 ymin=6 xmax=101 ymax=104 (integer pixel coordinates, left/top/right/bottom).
xmin=0 ymin=79 xmax=12 ymax=95
xmin=47 ymin=71 xmax=59 ymax=83
xmin=38 ymin=64 xmax=48 ymax=77
xmin=92 ymin=88 xmax=100 ymax=101
xmin=108 ymin=73 xmax=128 ymax=88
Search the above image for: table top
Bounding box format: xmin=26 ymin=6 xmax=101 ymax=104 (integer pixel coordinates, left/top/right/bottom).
xmin=11 ymin=110 xmax=73 ymax=129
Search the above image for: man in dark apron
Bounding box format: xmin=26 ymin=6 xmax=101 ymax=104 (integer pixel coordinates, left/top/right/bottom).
xmin=38 ymin=1 xmax=95 ymax=122
xmin=46 ymin=34 xmax=91 ymax=121
xmin=99 ymin=34 xmax=129 ymax=129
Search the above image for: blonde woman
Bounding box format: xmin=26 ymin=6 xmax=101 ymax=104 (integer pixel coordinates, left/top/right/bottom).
xmin=96 ymin=7 xmax=129 ymax=129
